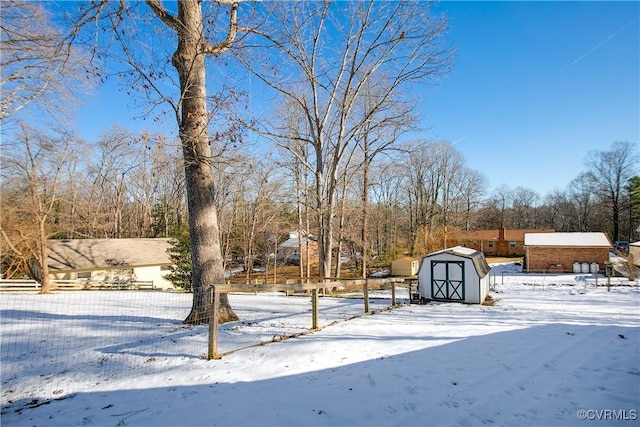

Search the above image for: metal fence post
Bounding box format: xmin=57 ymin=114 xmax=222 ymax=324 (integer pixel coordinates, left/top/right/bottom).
xmin=208 ymin=286 xmax=220 ymax=360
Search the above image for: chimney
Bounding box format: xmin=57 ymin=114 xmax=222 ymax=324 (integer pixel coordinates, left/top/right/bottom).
xmin=499 ymin=227 xmax=505 ymax=241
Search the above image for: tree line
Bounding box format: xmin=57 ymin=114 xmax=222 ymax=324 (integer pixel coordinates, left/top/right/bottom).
xmin=2 ymin=123 xmax=637 ymax=280
xmin=1 ymin=1 xmax=637 ymax=324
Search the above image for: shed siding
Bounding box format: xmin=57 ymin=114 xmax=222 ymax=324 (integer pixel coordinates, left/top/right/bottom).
xmin=526 ymin=247 xmax=609 ymax=272
xmin=392 ymin=258 xmax=419 ymax=276
xmin=630 ymin=245 xmax=640 ymax=268
xmin=418 ymin=251 xmax=489 ymax=304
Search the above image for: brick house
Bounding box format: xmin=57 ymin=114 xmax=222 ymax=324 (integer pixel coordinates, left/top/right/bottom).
xmin=277 ymin=232 xmax=319 ymax=265
xmin=523 ymin=232 xmax=611 ymax=273
xmin=447 ymin=228 xmax=555 ymax=257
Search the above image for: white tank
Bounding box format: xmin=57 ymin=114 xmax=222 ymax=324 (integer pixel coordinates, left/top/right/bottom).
xmin=581 ymin=262 xmax=589 ymax=273
xmin=590 ymin=263 xmax=599 ymax=273
xmin=573 ymin=262 xmax=581 ymax=273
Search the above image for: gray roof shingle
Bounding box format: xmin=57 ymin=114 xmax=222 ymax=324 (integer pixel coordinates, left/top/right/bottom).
xmin=47 ymin=238 xmax=173 ymax=271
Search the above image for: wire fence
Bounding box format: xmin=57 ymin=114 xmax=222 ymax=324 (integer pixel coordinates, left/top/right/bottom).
xmin=211 ymin=281 xmax=408 ymax=357
xmin=0 ymin=280 xmax=409 ymax=409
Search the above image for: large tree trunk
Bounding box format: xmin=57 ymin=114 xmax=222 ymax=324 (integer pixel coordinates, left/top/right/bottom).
xmin=173 ymin=1 xmax=237 ymax=324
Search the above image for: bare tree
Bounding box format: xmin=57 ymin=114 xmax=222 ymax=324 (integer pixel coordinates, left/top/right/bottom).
xmin=453 ymin=168 xmax=488 ymax=231
xmin=0 ymin=125 xmax=77 ymax=292
xmin=235 ymin=158 xmax=287 ymax=280
xmin=0 ymin=0 xmax=93 ymax=126
xmin=511 ymin=186 xmax=540 ymax=229
xmin=148 ymin=138 xmax=187 ymax=237
xmin=352 ymin=81 xmax=417 ymax=277
xmin=436 ymin=141 xmax=465 ymax=249
xmin=539 ymin=189 xmax=576 ymax=231
xmin=584 ymin=141 xmax=638 ymax=242
xmin=242 ymin=1 xmax=452 ymax=277
xmin=369 ymin=161 xmax=409 ymax=259
xmin=492 ymin=184 xmax=513 ymax=229
xmin=403 ymin=141 xmax=440 ymax=255
xmin=87 ymin=127 xmax=141 ymax=238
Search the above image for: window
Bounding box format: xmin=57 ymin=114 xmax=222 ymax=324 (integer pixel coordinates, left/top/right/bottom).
xmin=76 ymin=271 xmax=91 ymax=280
xmin=488 ymin=241 xmax=494 ymax=248
xmin=472 ymin=240 xmax=477 ymax=246
xmin=510 ymin=241 xmax=517 ymax=248
xmin=160 ymin=265 xmax=171 ymax=271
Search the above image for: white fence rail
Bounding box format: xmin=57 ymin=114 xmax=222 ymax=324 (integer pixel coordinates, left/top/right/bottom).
xmin=0 ymin=279 xmax=155 ymax=291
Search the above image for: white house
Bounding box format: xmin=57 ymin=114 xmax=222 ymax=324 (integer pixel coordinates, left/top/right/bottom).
xmin=417 ymin=246 xmax=491 ymax=304
xmin=41 ymin=238 xmax=175 ymax=289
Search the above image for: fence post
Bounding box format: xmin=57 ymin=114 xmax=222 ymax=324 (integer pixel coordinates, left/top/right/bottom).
xmin=391 ymin=281 xmax=396 ymax=306
xmin=208 ymin=286 xmax=220 ymax=360
xmin=364 ymin=278 xmax=370 ymax=313
xmin=311 ymin=283 xmax=319 ymax=330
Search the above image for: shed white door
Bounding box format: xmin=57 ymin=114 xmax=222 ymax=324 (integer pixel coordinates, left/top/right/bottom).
xmin=431 ymin=260 xmax=465 ymax=301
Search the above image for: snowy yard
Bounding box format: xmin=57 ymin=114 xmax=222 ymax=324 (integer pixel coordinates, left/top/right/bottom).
xmin=1 ymin=263 xmax=639 ymax=426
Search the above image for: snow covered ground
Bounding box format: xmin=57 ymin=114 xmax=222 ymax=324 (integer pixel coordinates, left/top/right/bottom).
xmin=2 ymin=262 xmax=639 ymax=426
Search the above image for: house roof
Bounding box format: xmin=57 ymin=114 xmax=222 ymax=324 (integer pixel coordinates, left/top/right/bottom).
xmin=47 ymin=238 xmax=173 ymax=271
xmin=524 ymin=232 xmax=612 ymax=248
xmin=422 ymin=246 xmax=491 ymax=278
xmin=450 ymin=228 xmax=555 ymax=241
xmin=279 ymin=237 xmax=316 ymax=249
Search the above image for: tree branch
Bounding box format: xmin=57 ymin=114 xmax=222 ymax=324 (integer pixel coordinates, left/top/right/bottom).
xmin=202 ymin=2 xmax=238 ymax=56
xmin=145 ymin=0 xmax=180 ymax=31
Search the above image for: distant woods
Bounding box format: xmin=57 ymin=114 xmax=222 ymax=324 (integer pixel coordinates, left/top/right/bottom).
xmin=1 ymin=125 xmax=637 ymax=278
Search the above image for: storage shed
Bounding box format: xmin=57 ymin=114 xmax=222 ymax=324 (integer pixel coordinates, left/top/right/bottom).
xmin=391 ymin=257 xmax=419 ymax=276
xmin=417 ymin=246 xmax=491 ymax=304
xmin=523 ymin=232 xmax=611 ymax=273
xmin=630 ymin=242 xmax=640 ymax=268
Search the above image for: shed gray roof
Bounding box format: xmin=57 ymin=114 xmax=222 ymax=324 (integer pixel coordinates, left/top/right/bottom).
xmin=422 ymin=246 xmax=491 ymax=278
xmin=524 ymin=232 xmax=611 ymax=248
xmin=47 ymin=238 xmax=173 ymax=271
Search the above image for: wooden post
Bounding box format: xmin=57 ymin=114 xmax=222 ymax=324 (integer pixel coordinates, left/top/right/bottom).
xmin=311 ymin=283 xmax=319 ymax=330
xmin=391 ymin=281 xmax=396 ymax=306
xmin=208 ymin=286 xmax=220 ymax=360
xmin=364 ymin=278 xmax=370 ymax=313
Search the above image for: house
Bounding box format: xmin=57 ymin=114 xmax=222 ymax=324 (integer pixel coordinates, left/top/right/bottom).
xmin=277 ymin=232 xmax=319 ymax=265
xmin=417 ymin=246 xmax=491 ymax=304
xmin=523 ymin=232 xmax=612 ymax=273
xmin=448 ymin=228 xmax=555 ymax=257
xmin=40 ymin=238 xmax=175 ymax=289
xmin=391 ymin=257 xmax=419 ymax=276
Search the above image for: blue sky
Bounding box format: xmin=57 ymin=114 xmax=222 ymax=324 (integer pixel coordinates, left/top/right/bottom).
xmin=74 ymin=1 xmax=640 ymax=197
xmin=421 ymin=1 xmax=639 ymax=195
